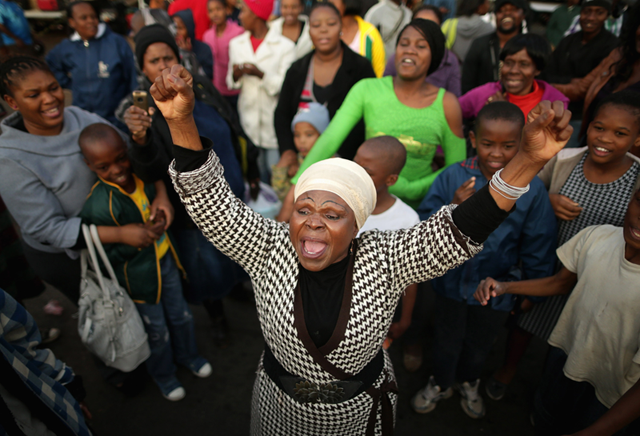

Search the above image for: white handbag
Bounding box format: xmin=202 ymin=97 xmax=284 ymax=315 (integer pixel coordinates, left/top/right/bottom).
xmin=78 ymin=224 xmax=150 ymax=372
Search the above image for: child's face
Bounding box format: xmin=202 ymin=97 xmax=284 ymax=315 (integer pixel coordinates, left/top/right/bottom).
xmin=623 ymin=189 xmax=640 ymax=263
xmin=84 ymin=135 xmax=135 ymax=192
xmin=353 ymin=145 xmax=396 ymax=194
xmin=173 ymin=16 xmax=189 ymax=39
xmin=471 ymin=118 xmax=521 ymax=180
xmin=293 ymin=122 xmax=320 ymax=158
xmin=208 ymin=0 xmax=227 ymax=26
xmin=587 ymin=105 xmax=640 ymax=166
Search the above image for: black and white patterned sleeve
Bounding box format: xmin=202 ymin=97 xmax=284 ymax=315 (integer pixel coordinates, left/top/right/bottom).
xmin=383 ymin=205 xmax=483 ymax=290
xmin=168 ymin=149 xmax=289 ymax=278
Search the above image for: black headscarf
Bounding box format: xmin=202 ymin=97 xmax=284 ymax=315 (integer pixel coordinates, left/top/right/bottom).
xmin=134 ymin=24 xmax=181 ymax=70
xmin=396 ymin=19 xmax=445 ymax=76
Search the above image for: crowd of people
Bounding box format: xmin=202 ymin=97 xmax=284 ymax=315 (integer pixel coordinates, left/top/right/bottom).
xmin=0 ymin=0 xmax=639 ymax=434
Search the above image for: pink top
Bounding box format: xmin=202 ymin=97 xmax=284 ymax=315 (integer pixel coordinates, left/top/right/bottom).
xmin=202 ymin=20 xmax=245 ymax=96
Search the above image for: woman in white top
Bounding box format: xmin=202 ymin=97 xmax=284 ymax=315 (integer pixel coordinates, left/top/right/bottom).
xmin=269 ymin=0 xmax=313 ymax=59
xmin=227 ymin=0 xmax=296 ymax=181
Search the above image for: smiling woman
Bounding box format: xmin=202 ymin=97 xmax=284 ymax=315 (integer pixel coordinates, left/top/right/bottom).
xmin=0 ymin=57 xmax=161 ymax=305
xmin=459 ymin=33 xmax=569 ymax=121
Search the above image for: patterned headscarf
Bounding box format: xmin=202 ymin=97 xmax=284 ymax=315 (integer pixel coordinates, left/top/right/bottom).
xmin=294 ymin=158 xmax=377 ymax=229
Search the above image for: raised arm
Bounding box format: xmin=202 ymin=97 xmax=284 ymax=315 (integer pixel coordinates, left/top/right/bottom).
xmin=291 ymin=80 xmax=368 ymax=183
xmin=389 ymin=100 xmax=573 ymax=287
xmin=149 ymin=64 xmax=289 ymax=277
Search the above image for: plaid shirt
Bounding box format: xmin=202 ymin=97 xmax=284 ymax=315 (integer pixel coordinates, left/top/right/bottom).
xmin=0 ymin=289 xmax=91 ymax=436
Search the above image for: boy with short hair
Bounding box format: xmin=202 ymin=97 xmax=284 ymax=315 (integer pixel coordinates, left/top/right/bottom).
xmin=354 ymin=136 xmax=420 ymax=345
xmin=271 ymin=102 xmax=329 ymax=201
xmin=475 ymin=188 xmax=640 ymax=435
xmin=411 ymin=102 xmax=557 ymax=418
xmin=78 ymin=123 xmax=211 ymax=402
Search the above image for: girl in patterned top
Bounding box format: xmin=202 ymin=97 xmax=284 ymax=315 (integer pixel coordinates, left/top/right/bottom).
xmin=486 ymin=90 xmax=640 ymax=400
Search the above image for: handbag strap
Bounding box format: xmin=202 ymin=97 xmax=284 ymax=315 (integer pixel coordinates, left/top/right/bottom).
xmin=81 ymin=224 xmax=111 ymax=303
xmin=89 ymin=224 xmax=119 ymax=284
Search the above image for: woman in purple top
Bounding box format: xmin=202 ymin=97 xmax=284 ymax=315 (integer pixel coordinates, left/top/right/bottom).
xmin=384 ymin=5 xmax=461 ymax=97
xmin=459 ymin=34 xmax=569 ymax=120
xmin=202 ymin=0 xmax=245 ymax=110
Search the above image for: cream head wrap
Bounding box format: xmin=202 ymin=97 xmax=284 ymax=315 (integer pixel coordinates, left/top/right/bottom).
xmin=294 ymin=158 xmax=377 ymax=229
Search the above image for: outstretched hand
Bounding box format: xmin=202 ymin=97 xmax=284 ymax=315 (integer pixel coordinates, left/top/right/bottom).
xmin=474 ymin=278 xmax=508 ymax=306
xmin=522 ymin=101 xmax=573 ymax=165
xmin=149 ymin=64 xmax=194 ymax=123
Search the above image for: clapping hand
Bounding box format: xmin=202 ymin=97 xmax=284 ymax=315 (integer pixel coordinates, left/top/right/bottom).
xmin=452 ymin=177 xmax=476 ymax=205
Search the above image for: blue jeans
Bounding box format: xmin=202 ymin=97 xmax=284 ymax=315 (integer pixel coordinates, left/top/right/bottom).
xmin=257 ymin=148 xmax=280 ymax=184
xmin=135 ymin=254 xmax=201 ymax=392
xmin=533 ymin=347 xmax=640 ymax=436
xmin=432 ymin=293 xmax=509 ymax=389
xmin=173 ymin=228 xmax=245 ymax=303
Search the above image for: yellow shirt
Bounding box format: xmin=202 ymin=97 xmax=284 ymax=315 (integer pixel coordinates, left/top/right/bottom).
xmin=128 ymin=176 xmax=170 ymax=259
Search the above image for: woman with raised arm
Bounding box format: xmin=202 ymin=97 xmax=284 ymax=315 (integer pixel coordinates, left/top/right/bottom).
xmin=150 ymin=63 xmax=571 ymax=435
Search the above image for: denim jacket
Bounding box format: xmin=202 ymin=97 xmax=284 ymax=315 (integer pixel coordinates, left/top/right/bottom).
xmin=417 ymin=157 xmax=557 ymax=311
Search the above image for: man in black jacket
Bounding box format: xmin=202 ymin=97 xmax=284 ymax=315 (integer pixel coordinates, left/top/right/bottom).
xmin=546 ymin=0 xmax=618 ymax=129
xmin=461 ymin=0 xmax=526 ymax=94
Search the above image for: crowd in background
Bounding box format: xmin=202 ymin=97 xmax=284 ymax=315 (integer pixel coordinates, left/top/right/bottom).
xmin=0 ymin=0 xmax=640 ymax=433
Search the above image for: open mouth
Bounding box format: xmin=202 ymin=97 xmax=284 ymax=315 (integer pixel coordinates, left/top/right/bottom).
xmin=41 ymin=106 xmax=61 ymax=118
xmin=401 ymin=58 xmax=416 ymax=65
xmin=500 ymin=17 xmax=514 ymax=26
xmin=592 ymin=146 xmax=612 ymax=157
xmin=628 ymin=226 xmax=640 ymax=241
xmin=301 ymin=239 xmax=328 ymax=259
xmin=486 ymin=161 xmax=504 ymax=169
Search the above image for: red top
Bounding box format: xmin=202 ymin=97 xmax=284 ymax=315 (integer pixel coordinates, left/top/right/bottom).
xmin=250 ymin=35 xmax=263 ymax=52
xmin=507 ymin=80 xmax=544 ymax=119
xmin=168 ymin=0 xmax=210 ymax=40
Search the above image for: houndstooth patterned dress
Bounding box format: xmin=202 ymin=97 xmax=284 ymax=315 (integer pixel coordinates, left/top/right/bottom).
xmin=169 ymin=151 xmax=483 ymax=435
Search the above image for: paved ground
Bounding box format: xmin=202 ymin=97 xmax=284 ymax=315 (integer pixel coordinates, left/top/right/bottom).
xmin=24 ymin=282 xmax=547 ymax=436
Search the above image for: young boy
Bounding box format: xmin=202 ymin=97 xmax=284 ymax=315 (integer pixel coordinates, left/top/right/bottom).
xmin=271 ymin=102 xmax=329 ymax=201
xmin=354 ymin=136 xmax=420 ymax=347
xmin=78 ymin=123 xmax=211 ymax=402
xmin=411 ymin=102 xmax=558 ymax=418
xmin=475 ymin=188 xmax=640 ymax=435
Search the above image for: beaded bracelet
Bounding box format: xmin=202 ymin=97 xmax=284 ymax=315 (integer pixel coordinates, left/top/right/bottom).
xmin=489 ymin=168 xmax=530 ymax=200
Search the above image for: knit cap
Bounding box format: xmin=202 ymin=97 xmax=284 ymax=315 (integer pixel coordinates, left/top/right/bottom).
xmin=581 ymin=0 xmax=612 ymax=12
xmin=244 ymin=0 xmax=273 ymax=21
xmin=291 ymin=103 xmax=330 ymax=134
xmin=134 ymin=24 xmax=181 ymax=70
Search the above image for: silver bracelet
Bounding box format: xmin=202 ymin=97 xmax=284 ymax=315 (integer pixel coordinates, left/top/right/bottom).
xmin=489 ymin=168 xmax=530 ymax=200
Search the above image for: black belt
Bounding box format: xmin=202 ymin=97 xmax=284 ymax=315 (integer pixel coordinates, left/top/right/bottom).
xmin=263 ymin=344 xmax=384 ymax=405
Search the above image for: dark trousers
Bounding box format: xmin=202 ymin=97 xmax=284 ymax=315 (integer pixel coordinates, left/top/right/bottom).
xmin=533 ymin=347 xmax=640 ymax=436
xmin=432 ymin=293 xmax=508 ymax=390
xmin=21 ymin=242 xmax=80 ymax=305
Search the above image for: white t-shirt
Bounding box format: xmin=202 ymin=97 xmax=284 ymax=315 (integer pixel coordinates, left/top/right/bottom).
xmin=357 ymin=196 xmax=420 ymax=236
xmin=549 ymin=225 xmax=640 ymax=408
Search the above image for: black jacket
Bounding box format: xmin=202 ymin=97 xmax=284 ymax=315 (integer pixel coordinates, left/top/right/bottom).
xmin=545 ymin=29 xmax=618 ymax=120
xmin=126 ymin=74 xmax=260 ymax=229
xmin=274 ymin=42 xmax=376 ymax=160
xmin=461 ymin=32 xmax=502 ymax=95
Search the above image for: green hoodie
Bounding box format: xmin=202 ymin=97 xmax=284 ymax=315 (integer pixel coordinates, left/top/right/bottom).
xmin=80 ymin=175 xmax=185 ymax=304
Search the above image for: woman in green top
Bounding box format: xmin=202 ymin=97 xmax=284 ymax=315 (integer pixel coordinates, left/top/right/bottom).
xmin=288 ymin=18 xmax=466 ymax=210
